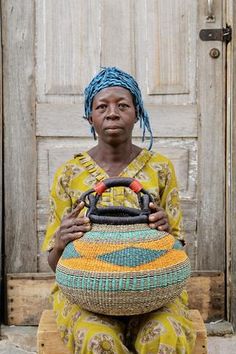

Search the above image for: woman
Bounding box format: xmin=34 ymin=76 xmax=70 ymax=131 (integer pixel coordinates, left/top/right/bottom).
xmin=42 ymin=67 xmax=196 ymax=353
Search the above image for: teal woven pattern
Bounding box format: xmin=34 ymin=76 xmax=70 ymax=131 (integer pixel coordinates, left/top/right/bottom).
xmin=56 ymin=260 xmax=191 ymax=292
xmin=98 ymin=247 xmax=167 ymax=267
xmin=61 ymin=242 xmax=81 ymax=260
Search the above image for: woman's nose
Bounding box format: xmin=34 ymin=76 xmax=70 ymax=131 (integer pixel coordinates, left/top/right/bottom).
xmin=106 ymin=105 xmax=119 ymax=119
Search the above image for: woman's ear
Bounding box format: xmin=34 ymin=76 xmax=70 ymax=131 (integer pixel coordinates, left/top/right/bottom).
xmin=88 ymin=116 xmax=93 ymax=125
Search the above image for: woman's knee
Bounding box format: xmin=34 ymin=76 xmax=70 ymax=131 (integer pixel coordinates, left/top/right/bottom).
xmin=73 ymin=324 xmax=128 ymax=354
xmin=133 ymin=312 xmax=195 ymax=354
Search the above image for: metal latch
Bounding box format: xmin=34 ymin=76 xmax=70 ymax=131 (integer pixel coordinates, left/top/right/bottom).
xmin=199 ymin=26 xmax=232 ymax=43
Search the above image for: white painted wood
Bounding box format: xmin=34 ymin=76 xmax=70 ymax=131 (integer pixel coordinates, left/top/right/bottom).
xmin=2 ymin=0 xmax=37 ymax=272
xmin=36 ymin=103 xmax=198 ymax=137
xmin=36 ymin=0 xmax=197 ymax=106
xmin=100 ymin=0 xmax=135 ymax=74
xmin=36 ymin=0 xmax=101 ymax=101
xmin=146 ymin=0 xmax=190 ymax=94
xmin=135 ymin=0 xmax=197 ymax=105
xmin=226 ymin=0 xmax=236 ymax=329
xmin=197 ymin=0 xmax=225 ymax=270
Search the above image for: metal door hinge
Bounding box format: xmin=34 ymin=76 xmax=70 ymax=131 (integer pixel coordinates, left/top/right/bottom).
xmin=199 ymin=25 xmax=232 ymax=43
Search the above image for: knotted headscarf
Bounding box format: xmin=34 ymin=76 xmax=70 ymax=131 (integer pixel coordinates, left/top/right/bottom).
xmin=84 ymin=67 xmax=153 ymax=150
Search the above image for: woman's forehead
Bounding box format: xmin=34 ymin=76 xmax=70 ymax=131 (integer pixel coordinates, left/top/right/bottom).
xmin=93 ymin=86 xmax=133 ymax=101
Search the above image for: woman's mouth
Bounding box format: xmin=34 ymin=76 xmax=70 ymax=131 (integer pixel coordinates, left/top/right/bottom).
xmin=105 ymin=126 xmax=123 ymax=131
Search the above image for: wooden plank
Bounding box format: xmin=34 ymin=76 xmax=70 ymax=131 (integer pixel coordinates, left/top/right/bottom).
xmin=101 ymin=0 xmax=135 ymax=74
xmin=36 ymin=0 xmax=100 ymax=101
xmin=36 ymin=103 xmax=198 ymax=137
xmin=37 ymin=310 xmax=77 ymax=354
xmin=135 ymin=0 xmax=197 ymax=105
xmin=37 ymin=309 xmax=207 ymax=354
xmin=6 ymin=272 xmax=224 ymax=325
xmin=187 ymin=272 xmax=225 ymax=322
xmin=2 ymin=0 xmax=37 ymax=272
xmin=227 ymin=0 xmax=236 ymax=331
xmin=191 ymin=310 xmax=208 ymax=354
xmin=146 ymin=0 xmax=190 ymax=94
xmin=7 ymin=273 xmax=55 ymax=325
xmin=197 ymin=0 xmax=225 ymax=270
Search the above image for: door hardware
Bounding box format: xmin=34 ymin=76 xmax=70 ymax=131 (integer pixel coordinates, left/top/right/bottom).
xmin=199 ymin=26 xmax=232 ymax=43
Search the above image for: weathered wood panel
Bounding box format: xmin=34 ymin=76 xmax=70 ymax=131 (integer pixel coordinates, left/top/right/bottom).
xmin=197 ymin=0 xmax=225 ymax=270
xmin=7 ymin=273 xmax=54 ymax=325
xmin=36 ymin=103 xmax=198 ymax=137
xmin=146 ymin=0 xmax=190 ymax=94
xmin=6 ymin=272 xmax=224 ymax=325
xmin=36 ymin=0 xmax=100 ymax=101
xmin=228 ymin=0 xmax=236 ymax=330
xmin=135 ymin=0 xmax=196 ymax=105
xmin=2 ymin=0 xmax=37 ymax=272
xmin=187 ymin=272 xmax=225 ymax=322
xmin=101 ymin=0 xmax=135 ymax=73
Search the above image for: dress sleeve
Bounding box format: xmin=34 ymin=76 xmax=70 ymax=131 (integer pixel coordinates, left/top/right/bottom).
xmin=159 ymin=160 xmax=185 ymax=242
xmin=41 ymin=165 xmax=72 ymax=252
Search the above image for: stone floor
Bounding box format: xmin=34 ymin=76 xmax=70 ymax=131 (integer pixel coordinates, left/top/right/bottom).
xmin=0 ymin=324 xmax=236 ymax=354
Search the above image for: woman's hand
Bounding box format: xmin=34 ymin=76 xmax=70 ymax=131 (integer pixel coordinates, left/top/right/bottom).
xmin=48 ymin=201 xmax=91 ymax=272
xmin=148 ymin=202 xmax=170 ymax=233
xmin=54 ymin=201 xmax=91 ymax=252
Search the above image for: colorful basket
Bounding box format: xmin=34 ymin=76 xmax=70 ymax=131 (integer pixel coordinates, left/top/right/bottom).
xmin=56 ymin=177 xmax=191 ymax=316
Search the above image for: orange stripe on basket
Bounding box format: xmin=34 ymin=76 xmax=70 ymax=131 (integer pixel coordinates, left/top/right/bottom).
xmin=72 ymin=235 xmax=176 ymax=258
xmin=59 ymin=249 xmax=188 ymax=272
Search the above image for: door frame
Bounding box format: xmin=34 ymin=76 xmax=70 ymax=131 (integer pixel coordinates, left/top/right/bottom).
xmin=226 ymin=0 xmax=236 ymax=330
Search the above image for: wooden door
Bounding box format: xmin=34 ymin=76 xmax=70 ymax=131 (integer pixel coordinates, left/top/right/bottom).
xmin=3 ymin=0 xmax=226 ymax=320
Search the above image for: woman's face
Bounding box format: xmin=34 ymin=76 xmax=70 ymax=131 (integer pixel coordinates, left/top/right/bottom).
xmin=90 ymin=86 xmax=137 ymax=146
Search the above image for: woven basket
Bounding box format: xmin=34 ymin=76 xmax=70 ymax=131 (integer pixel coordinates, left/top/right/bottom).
xmin=56 ymin=177 xmax=191 ymax=316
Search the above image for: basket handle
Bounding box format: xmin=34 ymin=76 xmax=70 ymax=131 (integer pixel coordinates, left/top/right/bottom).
xmin=94 ymin=177 xmax=144 ymax=195
xmin=79 ymin=177 xmax=153 ymax=208
xmin=77 ymin=177 xmax=154 ymax=224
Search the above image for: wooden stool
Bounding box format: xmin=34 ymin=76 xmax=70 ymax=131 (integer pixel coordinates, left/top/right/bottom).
xmin=37 ymin=309 xmax=207 ymax=353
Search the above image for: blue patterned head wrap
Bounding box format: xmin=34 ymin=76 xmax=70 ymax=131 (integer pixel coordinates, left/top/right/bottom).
xmin=84 ymin=67 xmax=153 ymax=150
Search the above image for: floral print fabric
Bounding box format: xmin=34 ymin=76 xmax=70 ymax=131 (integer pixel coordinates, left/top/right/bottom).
xmin=43 ymin=148 xmax=195 ymax=353
xmin=51 ymin=285 xmax=196 ymax=353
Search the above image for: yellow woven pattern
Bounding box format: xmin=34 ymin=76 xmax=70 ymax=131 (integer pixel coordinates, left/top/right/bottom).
xmin=59 ymin=248 xmax=188 ymax=272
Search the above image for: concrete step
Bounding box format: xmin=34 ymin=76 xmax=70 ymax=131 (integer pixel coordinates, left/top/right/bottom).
xmin=0 ymin=325 xmax=37 ymax=354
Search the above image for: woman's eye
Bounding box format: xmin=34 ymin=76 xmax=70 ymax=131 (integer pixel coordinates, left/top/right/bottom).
xmin=96 ymin=104 xmax=107 ymax=110
xmin=119 ymin=103 xmax=129 ymax=109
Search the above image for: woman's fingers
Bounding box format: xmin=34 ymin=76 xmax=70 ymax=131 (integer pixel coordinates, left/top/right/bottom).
xmin=149 ymin=219 xmax=169 ymax=231
xmin=68 ymin=201 xmax=85 ymax=219
xmin=60 ymin=217 xmax=90 ymax=230
xmin=60 ymin=232 xmax=84 ymax=244
xmin=60 ymin=224 xmax=91 ymax=235
xmin=148 ymin=202 xmax=170 ymax=231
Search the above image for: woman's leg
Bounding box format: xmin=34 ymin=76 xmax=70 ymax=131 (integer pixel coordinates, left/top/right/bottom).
xmin=128 ymin=290 xmax=196 ymax=354
xmin=52 ymin=286 xmax=130 ymax=354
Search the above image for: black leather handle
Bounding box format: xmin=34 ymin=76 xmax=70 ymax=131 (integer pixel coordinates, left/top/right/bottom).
xmin=77 ymin=178 xmax=154 ymax=225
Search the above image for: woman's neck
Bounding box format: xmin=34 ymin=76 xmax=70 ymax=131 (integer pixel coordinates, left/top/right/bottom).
xmin=88 ymin=141 xmax=141 ymax=176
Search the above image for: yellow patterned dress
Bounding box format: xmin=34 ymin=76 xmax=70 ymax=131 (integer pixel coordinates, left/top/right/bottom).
xmin=42 ymin=149 xmax=196 ymax=354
